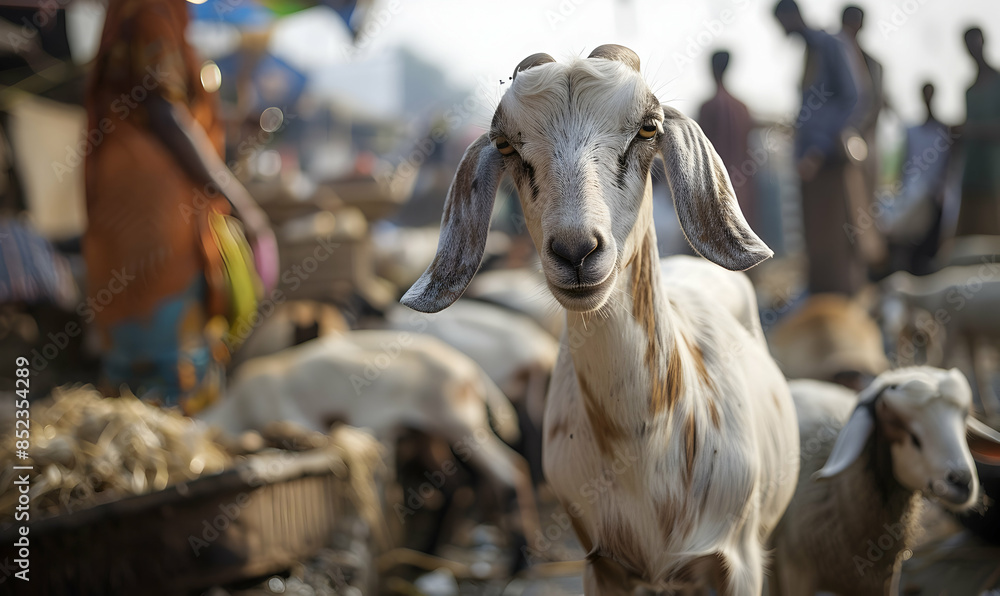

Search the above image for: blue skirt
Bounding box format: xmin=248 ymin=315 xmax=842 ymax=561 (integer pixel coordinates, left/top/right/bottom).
xmin=102 ymin=276 xmax=222 ymax=413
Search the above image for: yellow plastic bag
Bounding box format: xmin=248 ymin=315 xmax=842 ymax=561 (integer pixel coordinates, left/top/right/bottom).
xmin=206 ymin=210 xmax=262 ymax=349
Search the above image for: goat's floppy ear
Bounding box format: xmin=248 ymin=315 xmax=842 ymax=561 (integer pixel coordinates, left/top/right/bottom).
xmin=659 ymin=106 xmax=772 ymax=271
xmin=968 ymin=417 xmax=1000 ymax=463
xmin=968 ymin=417 xmax=1000 ymax=444
xmin=401 ymin=134 xmax=505 ymax=313
xmin=813 ymin=379 xmax=888 ymax=479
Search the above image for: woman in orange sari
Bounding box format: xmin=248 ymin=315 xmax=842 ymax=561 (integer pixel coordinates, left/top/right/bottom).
xmin=84 ymin=0 xmax=273 ymax=412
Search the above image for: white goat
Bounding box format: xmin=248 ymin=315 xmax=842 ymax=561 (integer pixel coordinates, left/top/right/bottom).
xmin=882 ymin=264 xmax=1000 ymax=419
xmin=198 ymin=331 xmax=538 ymax=548
xmin=401 ymin=46 xmax=799 ymax=594
xmin=770 ymin=368 xmax=1000 ymax=596
xmin=384 ymin=299 xmax=558 ymax=431
xmin=466 ymin=266 xmax=566 ymax=338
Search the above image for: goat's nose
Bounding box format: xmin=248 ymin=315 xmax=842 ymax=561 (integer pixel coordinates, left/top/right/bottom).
xmin=946 ymin=468 xmax=973 ymax=500
xmin=550 ymin=235 xmax=600 ymax=269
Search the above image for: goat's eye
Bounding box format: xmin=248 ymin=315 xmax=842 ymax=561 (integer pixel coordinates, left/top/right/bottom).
xmin=495 ymin=136 xmax=516 ymax=156
xmin=909 ymin=431 xmax=922 ymax=450
xmin=638 ymin=123 xmax=657 ymax=139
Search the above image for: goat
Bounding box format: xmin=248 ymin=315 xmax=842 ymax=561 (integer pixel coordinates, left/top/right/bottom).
xmin=198 ymin=330 xmax=539 ymax=558
xmin=384 ymin=299 xmax=559 ymax=481
xmin=770 ymin=368 xmax=1000 ymax=595
xmin=227 ymin=300 xmax=349 ymax=369
xmin=466 ymin=266 xmax=566 ymax=338
xmin=384 ymin=299 xmax=558 ymax=423
xmin=400 ymin=45 xmax=800 ymax=594
xmin=768 ymin=294 xmax=889 ymax=391
xmin=882 ymin=264 xmax=1000 ymax=420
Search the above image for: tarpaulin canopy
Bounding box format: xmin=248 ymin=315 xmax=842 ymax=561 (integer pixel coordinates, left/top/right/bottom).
xmin=190 ymin=0 xmax=368 ymax=35
xmin=215 ymin=51 xmax=308 ymax=113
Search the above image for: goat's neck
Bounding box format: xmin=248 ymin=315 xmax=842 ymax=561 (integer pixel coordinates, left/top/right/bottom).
xmin=565 ymin=214 xmax=677 ymax=435
xmin=834 ymin=434 xmax=921 ymax=561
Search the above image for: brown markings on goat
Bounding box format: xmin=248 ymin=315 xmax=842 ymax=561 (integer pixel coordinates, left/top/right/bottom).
xmin=578 ymin=372 xmax=625 ymax=456
xmin=547 ymin=417 xmax=569 ymax=441
xmin=629 ymin=234 xmax=676 ymax=416
xmin=632 ymin=232 xmax=682 ymax=417
xmin=656 ymin=499 xmax=677 ymax=541
xmin=685 ymin=336 xmax=714 ymax=391
xmin=772 ymin=391 xmax=782 ymax=413
xmin=707 ymin=398 xmax=720 ymax=428
xmin=684 ymin=410 xmax=698 ymax=486
xmin=600 ymin=511 xmax=646 ymax=575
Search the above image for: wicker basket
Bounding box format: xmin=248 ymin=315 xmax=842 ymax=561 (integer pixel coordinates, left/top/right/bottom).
xmin=0 ymin=449 xmax=362 ymax=596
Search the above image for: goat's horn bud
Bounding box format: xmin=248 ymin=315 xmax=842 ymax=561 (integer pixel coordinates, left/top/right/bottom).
xmin=512 ymin=53 xmax=556 ymax=81
xmin=588 ymin=44 xmax=640 ymax=72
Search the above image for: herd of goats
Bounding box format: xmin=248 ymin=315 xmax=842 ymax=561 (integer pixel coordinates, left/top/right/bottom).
xmin=198 ymin=45 xmax=1000 ymax=595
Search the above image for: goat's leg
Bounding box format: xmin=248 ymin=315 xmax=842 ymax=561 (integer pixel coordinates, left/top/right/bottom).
xmin=583 ymin=557 xmax=633 ymax=596
xmin=436 ymin=418 xmax=541 ymax=566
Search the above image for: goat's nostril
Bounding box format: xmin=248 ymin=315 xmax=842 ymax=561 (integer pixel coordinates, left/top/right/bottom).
xmin=946 ymin=469 xmax=973 ymax=490
xmin=550 ymin=235 xmax=600 ymax=269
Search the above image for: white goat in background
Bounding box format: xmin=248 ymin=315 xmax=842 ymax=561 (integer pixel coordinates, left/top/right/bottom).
xmin=401 ymin=45 xmax=799 ymax=595
xmin=199 ymin=331 xmax=538 ymax=553
xmin=882 ymin=264 xmax=1000 ymax=421
xmin=771 ymin=368 xmax=1000 ymax=595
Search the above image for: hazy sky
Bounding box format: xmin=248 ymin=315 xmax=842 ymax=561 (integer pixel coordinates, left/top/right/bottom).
xmin=271 ymin=0 xmax=999 ymax=127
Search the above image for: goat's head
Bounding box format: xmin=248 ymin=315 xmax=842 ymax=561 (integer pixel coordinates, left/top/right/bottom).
xmin=402 ymin=45 xmax=770 ymax=314
xmin=816 ymin=367 xmax=1000 ymax=511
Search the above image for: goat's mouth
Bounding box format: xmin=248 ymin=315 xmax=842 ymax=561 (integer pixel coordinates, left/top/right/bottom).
xmin=929 ymin=479 xmax=977 ymax=510
xmin=547 ymin=272 xmax=617 ymax=312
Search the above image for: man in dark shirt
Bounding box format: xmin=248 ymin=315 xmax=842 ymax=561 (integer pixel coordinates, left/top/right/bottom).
xmin=955 ymin=27 xmax=1000 ymax=238
xmin=775 ymin=0 xmax=867 ymax=295
xmin=839 ymin=5 xmax=885 ymax=244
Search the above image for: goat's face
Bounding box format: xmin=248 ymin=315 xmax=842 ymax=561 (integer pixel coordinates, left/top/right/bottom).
xmin=879 ymin=372 xmax=979 ymax=509
xmin=401 ymin=45 xmax=771 ymax=314
xmin=490 ymin=57 xmax=658 ymax=311
xmin=817 ymin=368 xmax=1000 ymax=511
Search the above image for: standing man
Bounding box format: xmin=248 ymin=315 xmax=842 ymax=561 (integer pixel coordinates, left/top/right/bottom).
xmin=774 ymin=0 xmax=865 ymax=295
xmin=955 ymin=27 xmax=1000 ymax=238
xmin=698 ymin=50 xmax=757 ymax=230
xmin=883 ymin=83 xmax=952 ymax=275
xmin=839 ymin=5 xmax=885 ymax=224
